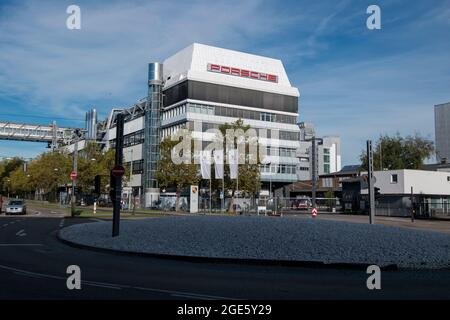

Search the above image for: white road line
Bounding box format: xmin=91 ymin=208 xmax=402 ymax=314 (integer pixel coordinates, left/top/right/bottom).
xmin=0 ymin=263 xmax=237 ymax=299
xmin=171 ymin=294 xmax=216 ymax=300
xmin=2 ymin=224 xmax=8 ymax=227
xmin=14 ymin=271 xmax=47 ymax=279
xmin=0 ymin=244 xmax=43 ymax=246
xmin=15 ymin=229 xmax=27 ymax=237
xmin=132 ymin=286 xmax=237 ymax=300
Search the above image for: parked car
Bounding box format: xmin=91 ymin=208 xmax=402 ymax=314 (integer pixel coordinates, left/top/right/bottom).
xmin=5 ymin=200 xmax=27 ymax=215
xmin=296 ymin=198 xmax=311 ymax=211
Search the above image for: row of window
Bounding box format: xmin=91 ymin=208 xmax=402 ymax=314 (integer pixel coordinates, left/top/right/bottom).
xmin=110 ymin=129 xmax=145 ymax=148
xmin=162 ymin=104 xmax=188 ymax=120
xmin=162 ymin=103 xmax=297 ymax=124
xmin=266 ymin=147 xmax=297 ymax=158
xmin=323 ymin=147 xmax=331 ymax=174
xmin=162 ymin=124 xmax=185 ymax=139
xmin=126 ymin=159 xmax=144 ymax=174
xmin=123 ymin=159 xmax=307 ymax=176
xmin=260 ymin=164 xmax=297 ymax=175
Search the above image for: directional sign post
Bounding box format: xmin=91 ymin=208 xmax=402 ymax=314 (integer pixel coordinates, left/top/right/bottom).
xmin=312 ymin=207 xmax=318 ymax=218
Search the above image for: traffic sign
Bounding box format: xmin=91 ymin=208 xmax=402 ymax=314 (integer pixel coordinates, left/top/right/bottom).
xmin=70 ymin=171 xmax=77 ymax=180
xmin=311 ymin=207 xmax=318 ymax=217
xmin=111 ymin=165 xmax=125 ymax=177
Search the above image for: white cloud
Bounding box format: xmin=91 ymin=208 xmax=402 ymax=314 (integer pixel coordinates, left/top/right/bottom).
xmin=0 ymin=0 xmax=291 ymax=119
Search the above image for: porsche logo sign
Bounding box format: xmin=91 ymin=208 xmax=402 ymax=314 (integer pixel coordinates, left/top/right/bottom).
xmin=207 ymin=63 xmax=278 ymax=83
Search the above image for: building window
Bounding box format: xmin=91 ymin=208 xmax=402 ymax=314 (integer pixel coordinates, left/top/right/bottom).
xmin=324 ymin=164 xmax=330 ymax=174
xmin=391 ymin=174 xmax=398 ymax=184
xmin=129 ymin=159 xmax=144 ymax=174
xmin=323 ymin=178 xmax=333 ymax=188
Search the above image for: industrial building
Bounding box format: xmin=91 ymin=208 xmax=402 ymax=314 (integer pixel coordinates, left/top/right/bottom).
xmin=63 ymin=43 xmax=341 ymax=207
xmin=343 ymin=169 xmax=450 ymax=217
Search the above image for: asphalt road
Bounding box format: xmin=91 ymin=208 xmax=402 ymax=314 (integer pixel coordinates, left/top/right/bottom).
xmin=0 ymin=210 xmax=450 ymax=300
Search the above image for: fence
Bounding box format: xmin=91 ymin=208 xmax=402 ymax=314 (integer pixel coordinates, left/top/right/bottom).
xmin=376 ymin=200 xmax=450 ymax=218
xmin=274 ymin=197 xmax=342 ymax=214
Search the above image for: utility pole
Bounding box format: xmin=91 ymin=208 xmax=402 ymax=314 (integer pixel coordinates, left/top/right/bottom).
xmin=367 ymin=140 xmax=375 ymax=224
xmin=128 ymin=149 xmax=133 ymax=213
xmin=311 ymin=137 xmax=317 ymax=210
xmin=112 ymin=113 xmax=125 ymax=237
xmin=71 ymin=139 xmax=78 ymax=217
xmin=379 ymin=140 xmax=383 ymax=171
xmin=410 ymin=186 xmax=415 ymax=223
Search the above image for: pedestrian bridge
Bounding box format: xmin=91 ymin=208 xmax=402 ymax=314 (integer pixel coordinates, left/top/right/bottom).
xmin=0 ymin=121 xmax=75 ymax=145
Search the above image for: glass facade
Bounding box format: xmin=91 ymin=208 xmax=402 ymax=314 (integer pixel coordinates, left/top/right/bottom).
xmin=164 ymin=80 xmax=298 ymax=113
xmin=260 ymin=164 xmax=297 ymax=175
xmin=162 ymin=102 xmax=297 ymax=125
xmin=323 ymin=148 xmax=330 ymax=174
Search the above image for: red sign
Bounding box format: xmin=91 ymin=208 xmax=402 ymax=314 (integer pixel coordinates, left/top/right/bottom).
xmin=207 ymin=63 xmax=278 ymax=83
xmin=111 ymin=165 xmax=125 ymax=177
xmin=311 ymin=208 xmax=318 ymax=216
xmin=70 ymin=171 xmax=77 ymax=181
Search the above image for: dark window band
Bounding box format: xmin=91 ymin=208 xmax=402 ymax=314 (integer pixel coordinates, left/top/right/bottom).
xmin=164 ymin=80 xmax=298 ymax=113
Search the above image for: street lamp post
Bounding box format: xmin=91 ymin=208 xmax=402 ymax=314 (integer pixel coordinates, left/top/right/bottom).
xmin=6 ymin=179 xmax=10 ymax=198
xmin=71 ymin=134 xmax=79 ymax=218
xmin=54 ymin=168 xmax=59 ymax=203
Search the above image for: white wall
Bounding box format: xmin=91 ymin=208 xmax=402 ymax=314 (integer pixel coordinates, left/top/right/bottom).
xmin=373 ymin=170 xmax=450 ymax=195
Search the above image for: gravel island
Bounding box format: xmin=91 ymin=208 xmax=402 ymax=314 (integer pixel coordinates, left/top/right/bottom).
xmin=59 ymin=216 xmax=450 ymax=269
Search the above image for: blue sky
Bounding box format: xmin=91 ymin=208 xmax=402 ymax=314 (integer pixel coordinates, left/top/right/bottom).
xmin=0 ymin=0 xmax=449 ymax=164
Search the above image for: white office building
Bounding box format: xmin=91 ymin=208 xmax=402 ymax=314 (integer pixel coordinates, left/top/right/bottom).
xmin=64 ymin=43 xmax=341 ymax=207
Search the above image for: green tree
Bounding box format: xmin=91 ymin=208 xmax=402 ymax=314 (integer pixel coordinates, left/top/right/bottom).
xmin=77 ymin=142 xmax=118 ymax=195
xmin=9 ymin=167 xmax=33 ymax=197
xmin=27 ymin=152 xmax=72 ymax=198
xmin=0 ymin=157 xmax=24 ymax=194
xmin=324 ymin=189 xmax=335 ymax=211
xmin=360 ymin=133 xmax=434 ymax=170
xmin=156 ymin=134 xmax=200 ymax=211
xmin=217 ymin=119 xmax=261 ymax=213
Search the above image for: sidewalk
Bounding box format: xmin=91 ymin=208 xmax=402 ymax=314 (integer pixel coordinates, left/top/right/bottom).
xmin=312 ymin=213 xmax=450 ymax=234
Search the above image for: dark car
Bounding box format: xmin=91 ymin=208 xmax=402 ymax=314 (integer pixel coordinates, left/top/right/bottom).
xmin=5 ymin=200 xmax=27 ymax=215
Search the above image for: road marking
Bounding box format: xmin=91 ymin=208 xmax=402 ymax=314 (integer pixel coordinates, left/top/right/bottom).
xmin=0 ymin=244 xmax=43 ymax=246
xmin=171 ymin=293 xmax=216 ymax=300
xmin=14 ymin=271 xmax=47 ymax=279
xmin=132 ymin=286 xmax=237 ymax=300
xmin=59 ymin=219 xmax=65 ymax=228
xmin=0 ymin=263 xmax=237 ymax=299
xmin=16 ymin=229 xmax=27 ymax=237
xmin=2 ymin=224 xmax=8 ymax=227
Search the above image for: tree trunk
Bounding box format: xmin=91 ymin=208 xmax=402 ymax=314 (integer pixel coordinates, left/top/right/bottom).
xmin=227 ymin=189 xmax=235 ymax=214
xmin=175 ymin=189 xmax=181 ymax=212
